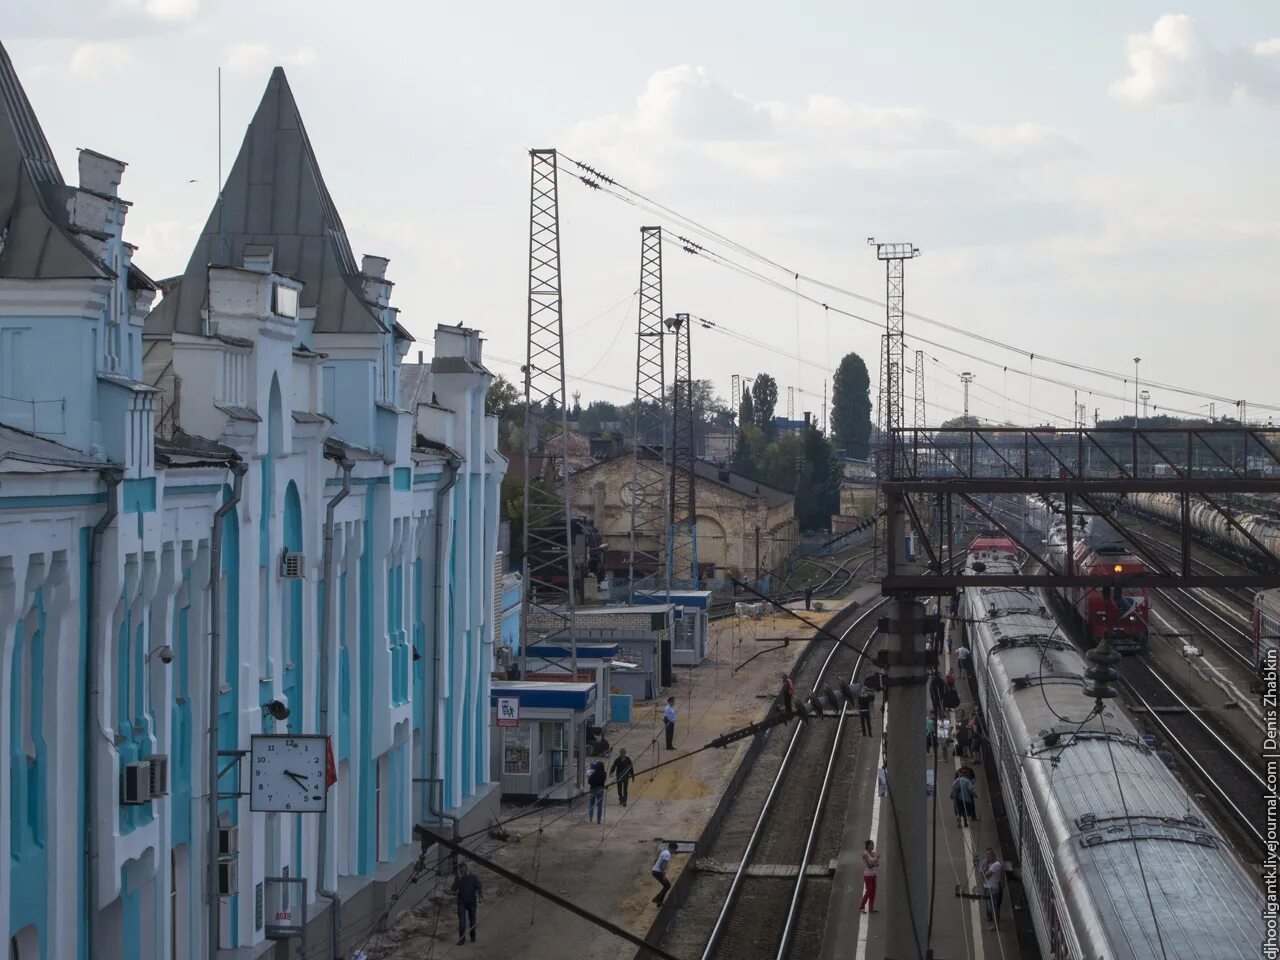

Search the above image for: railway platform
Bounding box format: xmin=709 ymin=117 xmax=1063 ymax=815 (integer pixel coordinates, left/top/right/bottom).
xmin=822 ymin=617 xmax=1024 ymax=960
xmin=366 ymin=585 xmax=875 ymax=959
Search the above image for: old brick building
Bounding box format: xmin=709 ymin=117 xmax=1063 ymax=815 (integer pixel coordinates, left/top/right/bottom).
xmin=569 ymin=452 xmax=797 ymax=583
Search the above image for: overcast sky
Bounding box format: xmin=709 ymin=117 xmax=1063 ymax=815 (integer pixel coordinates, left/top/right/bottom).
xmin=9 ymin=1 xmax=1279 ymax=428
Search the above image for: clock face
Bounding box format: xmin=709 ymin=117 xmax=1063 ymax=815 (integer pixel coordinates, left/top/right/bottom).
xmin=250 ymin=734 xmax=328 ymax=812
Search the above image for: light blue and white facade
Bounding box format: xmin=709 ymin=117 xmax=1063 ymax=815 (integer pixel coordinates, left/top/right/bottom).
xmin=0 ymin=48 xmax=504 ymax=960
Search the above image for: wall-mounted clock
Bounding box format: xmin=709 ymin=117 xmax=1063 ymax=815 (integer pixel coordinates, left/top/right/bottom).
xmin=250 ymin=734 xmax=328 ymax=812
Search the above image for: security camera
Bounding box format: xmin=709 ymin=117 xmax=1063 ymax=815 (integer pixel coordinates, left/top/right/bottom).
xmin=147 ymin=644 xmax=175 ymax=665
xmin=262 ymin=699 xmax=291 ymax=721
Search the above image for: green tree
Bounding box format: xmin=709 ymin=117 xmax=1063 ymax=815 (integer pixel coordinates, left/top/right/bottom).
xmin=939 ymin=415 xmax=981 ymax=429
xmin=797 ymin=425 xmax=840 ymax=530
xmin=485 ymin=373 xmax=520 ymax=418
xmin=733 ymin=422 xmax=765 ymax=478
xmin=752 ymin=373 xmax=778 ymax=436
xmin=831 ymin=353 xmax=873 ymax=459
xmin=738 ymin=389 xmax=755 ymax=432
xmin=757 ymin=432 xmax=804 ymax=492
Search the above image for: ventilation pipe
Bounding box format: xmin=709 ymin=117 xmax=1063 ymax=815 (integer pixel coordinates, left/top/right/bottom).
xmin=84 ymin=467 xmax=122 ymax=959
xmin=206 ymin=457 xmax=246 ymax=959
xmin=316 ymin=454 xmax=353 ymax=958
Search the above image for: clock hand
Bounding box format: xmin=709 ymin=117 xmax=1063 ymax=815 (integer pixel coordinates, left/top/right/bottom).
xmin=283 ymin=770 xmax=307 ymax=787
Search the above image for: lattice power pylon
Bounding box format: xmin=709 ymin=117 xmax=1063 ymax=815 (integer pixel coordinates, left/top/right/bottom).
xmin=629 ymin=226 xmax=667 ymax=599
xmin=869 ymin=239 xmax=920 ymax=479
xmin=787 ymin=386 xmax=795 ymax=423
xmin=729 ymin=373 xmax=741 ymax=462
xmin=913 ymin=349 xmax=926 ymax=430
xmin=520 ymin=148 xmax=576 ymax=681
xmin=667 ymin=312 xmax=698 ymax=588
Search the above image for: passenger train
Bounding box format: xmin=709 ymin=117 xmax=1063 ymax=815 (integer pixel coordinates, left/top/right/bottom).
xmin=961 ymin=536 xmax=1264 ymax=959
xmin=1025 ymin=497 xmax=1150 ymax=651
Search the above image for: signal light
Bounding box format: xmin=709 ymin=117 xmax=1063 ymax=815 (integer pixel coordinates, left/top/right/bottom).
xmin=1112 ymin=564 xmax=1124 ymax=574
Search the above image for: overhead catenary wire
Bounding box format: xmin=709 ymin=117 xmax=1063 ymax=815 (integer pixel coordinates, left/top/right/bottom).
xmin=561 ymin=152 xmax=1279 ymax=415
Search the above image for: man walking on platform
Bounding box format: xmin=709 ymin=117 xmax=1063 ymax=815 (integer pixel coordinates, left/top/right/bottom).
xmin=857 ymin=689 xmax=874 ymax=736
xmin=610 ymin=748 xmax=634 ymax=806
xmin=663 ymin=696 xmax=677 ymax=749
xmin=451 ymin=863 xmax=483 ymax=944
xmin=587 ymin=760 xmax=607 ymax=823
xmin=651 ymin=840 xmax=678 ymax=906
xmin=979 ymin=847 xmax=1005 ymax=930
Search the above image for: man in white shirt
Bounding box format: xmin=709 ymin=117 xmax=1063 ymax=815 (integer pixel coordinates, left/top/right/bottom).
xmin=979 ymin=847 xmax=1004 ymax=930
xmin=651 ymin=840 xmax=678 ymax=905
xmin=956 ymin=643 xmax=971 ymax=678
xmin=663 ymin=697 xmax=677 ymax=750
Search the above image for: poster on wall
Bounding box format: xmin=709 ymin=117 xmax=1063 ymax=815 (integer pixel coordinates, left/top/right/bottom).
xmin=503 ymin=725 xmax=531 ymax=775
xmin=496 ymin=696 xmax=520 ymax=727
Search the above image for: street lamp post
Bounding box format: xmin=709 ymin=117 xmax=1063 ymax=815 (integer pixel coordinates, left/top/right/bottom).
xmin=1133 ymin=357 xmax=1141 ymax=427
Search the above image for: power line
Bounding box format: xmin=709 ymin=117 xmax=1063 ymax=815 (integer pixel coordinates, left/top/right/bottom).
xmin=561 ymin=153 xmax=1279 ymax=415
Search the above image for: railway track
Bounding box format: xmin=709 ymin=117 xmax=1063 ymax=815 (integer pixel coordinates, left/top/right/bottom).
xmin=1116 ymin=657 xmax=1266 ymax=855
xmin=656 ymin=600 xmax=885 ymax=960
xmin=709 ymin=550 xmax=869 ymax=621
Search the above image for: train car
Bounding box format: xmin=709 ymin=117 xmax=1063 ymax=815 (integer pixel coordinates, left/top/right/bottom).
xmin=961 ymin=552 xmax=1264 ymax=959
xmin=1066 ymin=540 xmax=1149 ymax=652
xmin=1255 ymin=587 xmax=1280 ymax=675
xmin=1128 ymin=491 xmax=1280 ymax=569
xmin=1028 ymin=496 xmax=1149 ymax=652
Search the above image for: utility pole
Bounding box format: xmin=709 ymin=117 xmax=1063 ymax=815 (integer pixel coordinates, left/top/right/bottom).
xmin=822 ymin=378 xmax=828 ymax=436
xmin=869 ymin=239 xmax=920 ymax=480
xmin=629 ymin=226 xmax=666 ymax=600
xmin=913 ymin=349 xmax=926 ymax=473
xmin=881 ymin=493 xmax=931 ymax=960
xmin=667 ymin=313 xmax=697 ymax=588
xmin=1133 ymin=357 xmax=1141 ymax=427
xmin=960 ymin=371 xmax=974 ymax=420
xmin=520 ymin=148 xmax=577 ymax=686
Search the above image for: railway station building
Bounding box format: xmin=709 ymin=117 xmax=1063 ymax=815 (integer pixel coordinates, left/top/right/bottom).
xmin=0 ymin=49 xmax=504 ymax=960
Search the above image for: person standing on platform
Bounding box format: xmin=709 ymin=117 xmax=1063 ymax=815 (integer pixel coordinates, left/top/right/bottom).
xmin=663 ymin=697 xmax=677 ymax=750
xmin=858 ymin=688 xmax=875 ymax=736
xmin=451 ymin=863 xmax=483 ymax=945
xmin=587 ymin=760 xmax=607 ymax=823
xmin=951 ymin=771 xmax=975 ymax=828
xmin=980 ymin=848 xmax=1005 ymax=930
xmin=610 ymin=748 xmax=634 ymax=807
xmin=939 ymin=716 xmax=953 ymax=760
xmin=925 ymin=709 xmax=937 ymax=752
xmin=780 ymin=673 xmax=797 ymax=714
xmin=956 ymin=642 xmax=971 ymax=678
xmin=859 ymin=840 xmax=880 ymax=912
xmin=651 ymin=840 xmax=678 ymax=905
xmin=804 ymin=586 xmax=814 ymax=611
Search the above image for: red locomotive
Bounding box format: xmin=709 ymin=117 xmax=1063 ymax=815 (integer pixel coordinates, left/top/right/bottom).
xmin=1066 ymin=541 xmax=1149 ymax=652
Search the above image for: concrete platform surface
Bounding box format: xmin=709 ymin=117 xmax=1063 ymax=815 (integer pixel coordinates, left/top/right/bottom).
xmin=363 ymin=595 xmax=864 ymax=960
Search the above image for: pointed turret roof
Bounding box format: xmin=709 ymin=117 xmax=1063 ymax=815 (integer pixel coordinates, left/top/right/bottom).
xmin=146 ymin=67 xmax=395 ymax=338
xmin=0 ymin=41 xmax=111 ymax=280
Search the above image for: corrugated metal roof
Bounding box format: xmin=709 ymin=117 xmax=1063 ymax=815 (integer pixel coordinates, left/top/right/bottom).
xmin=0 ymin=423 xmax=110 ymax=471
xmin=0 ymin=41 xmax=110 ymax=281
xmin=144 ymin=67 xmax=390 ymax=339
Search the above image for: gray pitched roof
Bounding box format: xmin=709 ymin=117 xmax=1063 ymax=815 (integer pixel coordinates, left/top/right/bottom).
xmin=0 ymin=41 xmax=110 ymax=280
xmin=144 ymin=67 xmax=389 ymax=338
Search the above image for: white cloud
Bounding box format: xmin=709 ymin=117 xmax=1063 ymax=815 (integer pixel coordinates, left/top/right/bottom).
xmin=110 ymin=0 xmax=200 ymax=24
xmin=225 ymin=42 xmax=318 ymax=76
xmin=68 ymin=41 xmax=140 ymax=79
xmin=1109 ymin=14 xmax=1280 ymax=105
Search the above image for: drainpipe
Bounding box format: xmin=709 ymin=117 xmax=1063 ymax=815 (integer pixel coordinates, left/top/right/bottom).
xmin=428 ymin=455 xmax=462 ymax=844
xmin=207 ymin=457 xmax=246 ymax=960
xmin=85 ymin=467 xmax=122 ymax=960
xmin=316 ymin=455 xmax=353 ymax=959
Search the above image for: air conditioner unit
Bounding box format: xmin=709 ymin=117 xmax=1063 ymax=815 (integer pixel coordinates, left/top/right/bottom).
xmin=217 ymin=860 xmax=239 ymax=897
xmin=218 ymin=825 xmax=239 ymax=858
xmin=144 ymin=754 xmax=169 ymax=797
xmin=121 ymin=761 xmax=152 ymax=805
xmin=279 ymin=550 xmax=306 ymax=579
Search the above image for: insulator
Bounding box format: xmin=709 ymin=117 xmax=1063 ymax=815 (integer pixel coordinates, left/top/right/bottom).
xmin=1083 ymin=637 xmax=1120 ymax=701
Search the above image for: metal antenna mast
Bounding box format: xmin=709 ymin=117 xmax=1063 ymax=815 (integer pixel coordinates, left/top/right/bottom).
xmin=666 ymin=313 xmax=697 ymax=588
xmin=961 ymin=371 xmax=974 ymax=419
xmin=629 ymin=226 xmax=667 ymax=599
xmin=729 ymin=374 xmax=741 ymax=462
xmin=520 ymin=148 xmax=576 ymax=684
xmin=868 ymin=239 xmax=920 ymax=478
xmin=913 ymin=349 xmax=926 ymax=430
xmin=787 ymin=386 xmax=795 ymax=423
